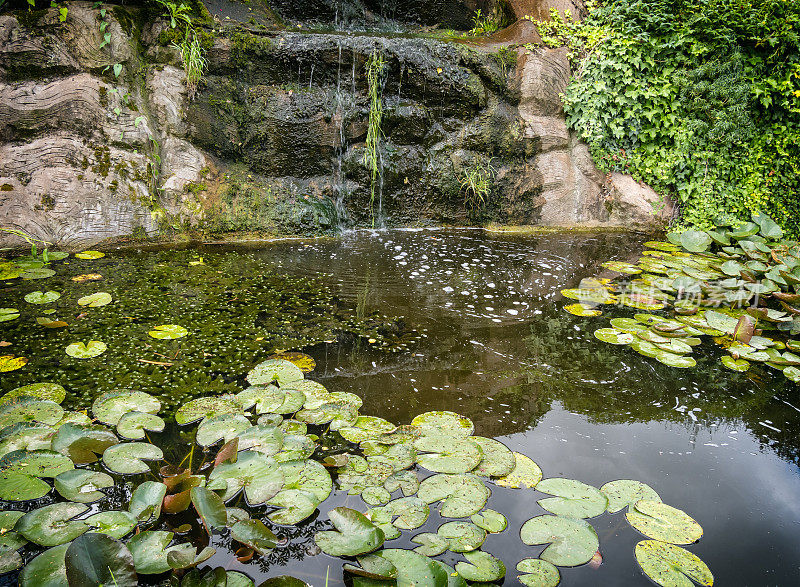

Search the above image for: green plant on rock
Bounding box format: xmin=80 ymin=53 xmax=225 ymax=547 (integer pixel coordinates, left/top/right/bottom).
xmin=468 ymin=9 xmax=501 ymax=37
xmin=459 ymin=160 xmax=495 ymax=214
xmin=363 ymin=49 xmax=386 ymax=228
xmin=156 ymin=0 xmax=206 ymax=97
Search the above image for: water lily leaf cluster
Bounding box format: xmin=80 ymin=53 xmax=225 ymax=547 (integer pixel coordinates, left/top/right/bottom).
xmin=562 ymin=213 xmax=800 ymax=384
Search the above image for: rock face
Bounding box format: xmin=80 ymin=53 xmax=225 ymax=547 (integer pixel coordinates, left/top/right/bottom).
xmin=0 ymin=1 xmax=670 ymax=248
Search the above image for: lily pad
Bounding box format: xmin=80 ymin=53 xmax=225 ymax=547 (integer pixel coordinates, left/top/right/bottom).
xmin=438 ymin=521 xmax=486 ymax=552
xmin=414 ymin=434 xmax=482 ymax=474
xmin=52 ymin=423 xmax=119 ymax=464
xmin=635 ymin=540 xmax=713 ymax=587
xmin=315 ymin=507 xmax=385 ymax=557
xmin=602 ymin=261 xmax=641 ymax=274
xmin=563 ymin=303 xmax=601 ymax=317
xmin=91 ymin=390 xmax=161 ymax=426
xmin=721 ymin=355 xmax=750 ymax=372
xmin=65 ymin=532 xmax=137 ymax=587
xmin=22 ymin=268 xmax=56 ymax=279
xmin=626 ymin=500 xmax=703 ymax=544
xmin=267 ymin=459 xmax=332 ymax=524
xmin=385 ymin=496 xmax=430 ymax=530
xmin=494 ymin=452 xmax=542 ymax=489
xmin=362 ymin=486 xmax=392 ymax=505
xmin=128 ymin=531 xmax=186 ymax=575
xmin=24 ymin=291 xmax=60 ymax=304
xmin=375 ymin=549 xmax=450 ymax=586
xmin=410 ymin=411 xmax=474 ymax=437
xmin=196 ymin=414 xmax=251 ymax=447
xmin=417 ymin=473 xmax=489 ymax=518
xmin=75 ymin=250 xmax=105 ymax=259
xmin=191 ymin=487 xmax=228 ymax=533
xmin=77 ymin=292 xmax=112 ymax=307
xmin=19 ymin=543 xmax=69 ymax=587
xmin=0 ymin=398 xmax=63 ymax=428
xmin=455 ymin=550 xmax=506 ymax=582
xmin=102 ymin=442 xmax=163 ymax=475
xmin=117 ymin=411 xmax=166 ymax=440
xmin=471 ymin=436 xmax=515 ymax=477
xmin=267 ymin=351 xmax=316 ymax=373
xmin=208 ymin=450 xmax=284 ymax=505
xmin=175 ymin=396 xmax=242 ymax=425
xmin=247 ymin=359 xmax=304 ymax=386
xmin=232 ymin=519 xmax=278 ymax=555
xmin=470 ymin=509 xmax=507 ymax=533
xmin=65 ymin=340 xmax=106 ymax=359
xmin=0 ymin=449 xmax=73 ymax=500
xmin=384 ymin=470 xmax=420 ymax=496
xmin=517 ymin=559 xmax=560 ymax=587
xmin=339 ymin=416 xmax=396 ymax=443
xmin=0 ymin=308 xmax=19 ymax=323
xmin=16 ymin=502 xmax=89 ymax=546
xmin=166 ymin=544 xmax=215 ymax=570
xmin=236 ymin=424 xmax=284 ymax=456
xmin=296 ymin=401 xmax=358 ymax=429
xmin=0 ymin=423 xmax=55 ymax=457
xmin=0 ymin=355 xmax=27 ymax=372
xmin=236 ymin=386 xmax=305 ymax=415
xmin=411 ymin=532 xmax=449 ymax=556
xmin=536 ymin=478 xmax=608 ymax=519
xmin=85 ymin=511 xmax=137 ymax=539
xmin=520 ymin=515 xmax=599 ymax=567
xmin=600 ymin=480 xmax=661 ymax=513
xmin=148 ymin=324 xmax=188 ymax=339
xmin=129 ymin=481 xmax=167 ymax=525
xmin=54 ymin=469 xmax=114 ymax=503
xmin=594 ymin=328 xmax=634 ymax=345
xmin=655 ymin=351 xmax=697 ymax=368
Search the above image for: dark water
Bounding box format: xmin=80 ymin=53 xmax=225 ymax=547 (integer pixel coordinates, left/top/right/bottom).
xmin=3 ymin=228 xmax=800 ymax=585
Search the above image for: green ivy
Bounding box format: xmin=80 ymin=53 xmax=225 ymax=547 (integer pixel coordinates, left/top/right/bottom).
xmin=553 ymin=0 xmax=800 ymax=235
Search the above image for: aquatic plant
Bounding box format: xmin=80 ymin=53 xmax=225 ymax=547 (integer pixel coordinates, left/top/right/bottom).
xmin=363 ymin=49 xmax=386 ymax=228
xmin=566 ymin=212 xmax=800 ymax=382
xmin=459 ymin=159 xmax=495 ymax=214
xmin=0 ymin=357 xmax=712 ymax=586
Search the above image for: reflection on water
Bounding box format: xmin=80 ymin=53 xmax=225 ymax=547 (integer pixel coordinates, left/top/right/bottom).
xmin=3 ymin=228 xmax=799 ymax=585
xmin=245 ymin=228 xmax=800 ymax=585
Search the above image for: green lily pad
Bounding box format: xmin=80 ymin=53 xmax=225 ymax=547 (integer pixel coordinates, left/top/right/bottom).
xmin=455 ymin=550 xmax=506 ymax=582
xmin=520 ymin=515 xmax=599 ymax=567
xmin=561 ymin=288 xmax=614 ymax=304
xmin=0 ymin=449 xmax=73 ymax=500
xmin=471 ymin=437 xmax=515 ymax=477
xmin=267 ymin=351 xmax=317 ymax=373
xmin=148 ymin=324 xmax=188 ymax=339
xmin=25 ymin=291 xmax=61 ymax=304
xmin=414 ymin=434 xmax=482 ymax=474
xmin=54 ymin=469 xmax=114 ymax=503
xmin=412 ymin=532 xmax=449 ymax=556
xmin=470 ymin=509 xmax=507 ymax=533
xmin=536 ymin=478 xmax=608 ymax=519
xmin=495 ymin=452 xmax=542 ymax=489
xmin=77 ymin=292 xmax=112 ymax=307
xmin=16 ymin=502 xmax=89 ymax=546
xmin=296 ymin=401 xmax=358 ymax=429
xmin=602 ymin=261 xmax=641 ymax=274
xmin=655 ymin=351 xmax=696 ymax=368
xmin=0 ymin=423 xmax=55 ymax=457
xmin=207 ymin=450 xmax=284 ymax=505
xmin=635 ymin=540 xmax=713 ymax=587
xmin=784 ymin=366 xmax=800 ymax=382
xmin=438 ymin=521 xmax=486 ymax=552
xmin=338 ymin=458 xmax=393 ymax=495
xmin=0 ymin=398 xmax=63 ymax=428
xmin=247 ymin=359 xmax=304 ymax=386
xmin=626 ymin=500 xmax=703 ymax=544
xmin=362 ymin=486 xmax=392 ymax=505
xmin=191 ymin=487 xmax=228 ymax=533
xmin=75 ymin=250 xmax=105 ymax=259
xmin=2 ymin=383 xmax=66 ymax=405
xmin=0 ymin=355 xmax=27 ymax=372
xmin=594 ymin=328 xmax=634 ymax=345
xmin=600 ymin=480 xmax=661 ymax=513
xmin=236 ymin=424 xmax=284 ymax=456
xmin=268 ymin=459 xmax=332 ymax=524
xmin=129 ymin=481 xmax=167 ymax=525
xmin=20 ymin=543 xmax=69 ymax=587
xmin=128 ymin=531 xmax=187 ymax=575
xmin=677 ymin=230 xmax=712 ymax=253
xmin=117 ymin=411 xmax=165 ymax=440
xmin=52 ymin=422 xmax=119 ymax=464
xmin=196 ymin=414 xmax=251 ymax=447
xmin=65 ymin=532 xmax=137 ymax=587
xmin=315 ymin=507 xmax=385 ymax=557
xmin=232 ymin=519 xmax=278 ymax=554
xmin=721 ymin=355 xmax=750 ymax=372
xmin=375 ymin=549 xmax=450 ymax=586
xmin=166 ymin=544 xmax=215 ymax=570
xmin=275 ymin=433 xmax=316 ymax=461
xmin=267 ymin=488 xmax=317 ymax=526
xmin=0 ymin=308 xmax=20 ymax=322
xmin=91 ymin=390 xmax=161 ymax=426
xmin=85 ymin=511 xmax=137 ymax=539
xmin=410 ymin=411 xmax=474 ymax=437
xmin=563 ymin=303 xmax=602 ymax=317
xmin=517 ymin=559 xmax=560 ymax=587
xmin=417 ymin=473 xmax=489 ymax=518
xmin=175 ymin=396 xmax=242 ymax=425
xmin=22 ymin=268 xmax=56 ymax=279
xmin=102 ymin=442 xmax=163 ymax=475
xmin=236 ymin=386 xmax=305 ymax=415
xmin=385 ymin=496 xmax=430 ymax=530
xmin=65 ymin=340 xmax=107 ymax=359
xmin=384 ymin=470 xmax=419 ymax=496
xmin=339 ymin=416 xmax=396 ymax=443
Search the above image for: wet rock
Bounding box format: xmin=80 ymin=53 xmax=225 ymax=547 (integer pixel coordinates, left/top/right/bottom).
xmin=604 ymin=172 xmax=676 ymax=230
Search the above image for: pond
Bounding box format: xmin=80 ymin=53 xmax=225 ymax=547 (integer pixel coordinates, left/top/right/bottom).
xmin=1 ymin=228 xmax=799 ymax=586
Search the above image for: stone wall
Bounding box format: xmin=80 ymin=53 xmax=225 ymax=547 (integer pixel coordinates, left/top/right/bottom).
xmin=0 ymin=1 xmax=671 ymax=248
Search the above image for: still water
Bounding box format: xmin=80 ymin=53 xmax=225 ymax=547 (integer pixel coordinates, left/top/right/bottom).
xmin=3 ymin=228 xmax=799 ymax=585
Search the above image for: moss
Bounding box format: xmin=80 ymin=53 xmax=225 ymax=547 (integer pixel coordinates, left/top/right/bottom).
xmin=81 ymin=156 xmax=90 ymax=170
xmin=111 ymin=6 xmax=137 ymax=37
xmin=98 ymin=86 xmax=108 ymax=108
xmin=40 ymin=194 xmax=56 ymax=211
xmin=130 ymin=225 xmax=148 ymax=240
xmin=185 ymin=181 xmax=208 ymax=195
xmin=157 ymin=26 xmax=184 ymax=47
xmin=0 ymin=184 xmax=13 ymax=192
xmin=14 ymin=8 xmax=48 ymax=29
xmin=109 ymin=180 xmax=119 ymax=193
xmin=92 ymin=146 xmax=112 ymax=178
xmin=230 ymin=31 xmax=275 ymax=68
